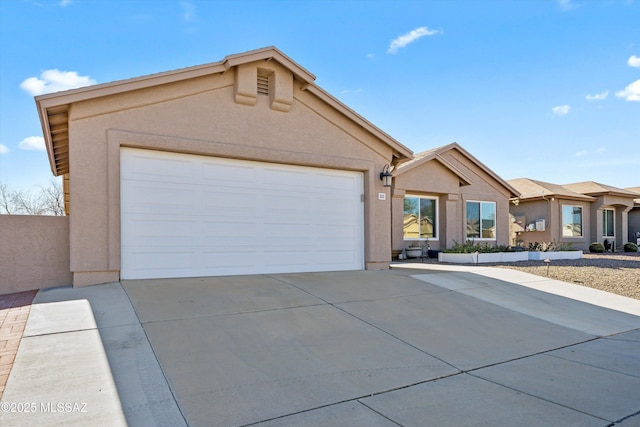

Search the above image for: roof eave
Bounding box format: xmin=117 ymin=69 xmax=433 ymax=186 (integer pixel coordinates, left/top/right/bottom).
xmin=303 ymin=84 xmax=413 ymax=162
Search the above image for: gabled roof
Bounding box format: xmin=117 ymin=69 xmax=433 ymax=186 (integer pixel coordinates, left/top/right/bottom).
xmin=563 ymin=181 xmax=640 ymax=198
xmin=396 ymin=142 xmax=520 ymax=197
xmin=508 ymin=178 xmax=595 ymax=202
xmin=36 ymin=46 xmax=412 ymax=176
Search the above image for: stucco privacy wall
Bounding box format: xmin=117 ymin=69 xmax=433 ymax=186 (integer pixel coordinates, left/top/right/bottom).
xmin=62 ymin=56 xmax=401 ymax=286
xmin=0 ymin=215 xmax=71 ymax=295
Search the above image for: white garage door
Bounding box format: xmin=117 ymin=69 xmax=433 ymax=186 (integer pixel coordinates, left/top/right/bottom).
xmin=120 ymin=148 xmax=364 ymax=279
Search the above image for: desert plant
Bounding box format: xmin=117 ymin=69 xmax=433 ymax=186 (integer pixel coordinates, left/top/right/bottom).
xmin=528 ymin=241 xmax=577 ymax=252
xmin=623 ymin=242 xmax=638 ymax=252
xmin=589 ymin=242 xmax=605 ymax=253
xmin=445 ymin=240 xmax=518 ymax=253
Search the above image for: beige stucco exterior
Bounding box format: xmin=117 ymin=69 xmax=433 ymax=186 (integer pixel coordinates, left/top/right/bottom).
xmin=0 ymin=215 xmax=72 ymax=294
xmin=509 ymin=179 xmax=638 ymax=251
xmin=510 ymin=198 xmax=593 ymax=251
xmin=36 ymin=47 xmax=412 ymax=287
xmin=392 ymin=143 xmax=518 ymax=253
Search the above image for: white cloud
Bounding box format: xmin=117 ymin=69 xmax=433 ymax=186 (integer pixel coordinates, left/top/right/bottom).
xmin=0 ymin=144 xmax=9 ymax=155
xmin=558 ymin=0 xmax=578 ymax=11
xmin=60 ymin=0 xmax=72 ymax=6
xmin=574 ymin=147 xmax=606 ymax=157
xmin=180 ymin=1 xmax=196 ymax=22
xmin=585 ymin=91 xmax=608 ymax=101
xmin=615 ymin=79 xmax=640 ymax=101
xmin=18 ymin=136 xmax=46 ymax=151
xmin=552 ymin=105 xmax=571 ymax=116
xmin=628 ymin=55 xmax=640 ymax=68
xmin=20 ymin=69 xmax=96 ymax=96
xmin=388 ymin=26 xmax=441 ymax=54
xmin=341 ymin=88 xmax=363 ymax=94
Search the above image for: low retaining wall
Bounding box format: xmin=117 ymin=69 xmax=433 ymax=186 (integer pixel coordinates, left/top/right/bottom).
xmin=0 ymin=215 xmax=72 ymax=295
xmin=438 ymin=251 xmax=583 ymax=264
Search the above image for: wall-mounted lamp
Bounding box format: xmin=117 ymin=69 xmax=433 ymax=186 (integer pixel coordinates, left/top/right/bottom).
xmin=379 ymin=164 xmax=392 ymax=188
xmin=512 ymin=198 xmax=520 ymax=206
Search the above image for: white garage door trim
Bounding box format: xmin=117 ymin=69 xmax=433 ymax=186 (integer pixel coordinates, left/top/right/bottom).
xmin=120 ymin=148 xmax=364 ymax=279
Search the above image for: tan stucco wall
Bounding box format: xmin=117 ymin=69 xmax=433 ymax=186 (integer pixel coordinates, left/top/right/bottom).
xmin=587 ymin=195 xmax=634 ymax=249
xmin=392 ymin=151 xmax=512 ymax=253
xmin=511 ymin=199 xmax=592 ymax=251
xmin=0 ymin=215 xmax=72 ymax=295
xmin=65 ymin=61 xmax=396 ymax=286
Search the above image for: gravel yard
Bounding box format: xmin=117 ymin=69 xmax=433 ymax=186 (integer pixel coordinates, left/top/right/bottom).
xmin=417 ymin=252 xmax=640 ymax=300
xmin=492 ymin=252 xmax=640 ymax=300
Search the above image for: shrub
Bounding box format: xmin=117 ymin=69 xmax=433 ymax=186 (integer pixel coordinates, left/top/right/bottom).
xmin=527 ymin=241 xmax=577 ymax=252
xmin=445 ymin=240 xmax=518 ymax=253
xmin=589 ymin=242 xmax=605 ymax=253
xmin=624 ymin=242 xmax=638 ymax=252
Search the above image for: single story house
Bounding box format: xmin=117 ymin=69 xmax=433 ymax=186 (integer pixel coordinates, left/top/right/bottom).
xmin=626 ymin=186 xmax=640 ymax=244
xmin=391 ymin=143 xmax=520 ymax=253
xmin=36 ymin=46 xmax=413 ymax=286
xmin=508 ymin=179 xmax=638 ymax=251
xmin=34 ymin=46 xmax=525 ymax=288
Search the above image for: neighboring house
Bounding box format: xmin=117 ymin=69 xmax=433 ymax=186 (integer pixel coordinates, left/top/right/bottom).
xmin=563 ymin=182 xmax=638 ymax=251
xmin=508 ymin=179 xmax=638 ymax=251
xmin=36 ymin=47 xmax=413 ymax=286
xmin=626 ymin=186 xmax=640 ymax=244
xmin=391 ymin=143 xmax=520 ymax=253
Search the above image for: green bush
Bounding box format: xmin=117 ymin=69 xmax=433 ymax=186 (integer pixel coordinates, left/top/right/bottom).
xmin=589 ymin=242 xmax=605 ymax=253
xmin=445 ymin=240 xmax=519 ymax=253
xmin=624 ymin=242 xmax=638 ymax=252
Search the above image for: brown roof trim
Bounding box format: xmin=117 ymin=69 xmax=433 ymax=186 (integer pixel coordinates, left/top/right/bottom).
xmin=303 ymin=84 xmax=412 ymax=162
xmin=563 ymin=181 xmax=640 ymax=198
xmin=398 ymin=142 xmax=519 ymax=196
xmin=394 ymin=150 xmax=473 ymax=186
xmin=36 ymin=46 xmax=412 ymax=176
xmin=508 ymin=178 xmax=596 ymax=202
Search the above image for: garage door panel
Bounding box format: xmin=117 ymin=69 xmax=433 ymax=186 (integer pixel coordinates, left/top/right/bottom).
xmin=122 ymin=183 xmax=199 ymax=214
xmin=121 ymin=153 xmax=197 ymax=184
xmin=121 ymin=148 xmax=364 ymax=279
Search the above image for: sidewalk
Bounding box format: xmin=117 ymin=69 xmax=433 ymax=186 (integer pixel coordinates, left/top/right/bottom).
xmin=0 ymin=290 xmax=37 ymax=399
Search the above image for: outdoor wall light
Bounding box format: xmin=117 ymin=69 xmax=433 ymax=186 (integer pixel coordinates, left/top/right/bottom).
xmin=512 ymin=198 xmax=520 ymax=206
xmin=380 ymin=164 xmax=392 ymax=188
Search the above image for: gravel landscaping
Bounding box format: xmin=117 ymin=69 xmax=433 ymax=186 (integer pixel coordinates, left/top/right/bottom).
xmin=418 ymin=252 xmax=640 ymax=300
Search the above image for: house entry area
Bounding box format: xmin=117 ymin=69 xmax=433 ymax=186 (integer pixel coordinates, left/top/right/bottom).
xmin=120 ymin=148 xmax=364 ymax=279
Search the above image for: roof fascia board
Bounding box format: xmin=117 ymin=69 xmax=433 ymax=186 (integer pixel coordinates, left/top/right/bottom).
xmin=35 ymin=63 xmax=228 ymax=110
xmin=222 ymin=46 xmax=316 ymax=84
xmin=439 ymin=142 xmax=520 ymax=197
xmin=303 ymin=84 xmax=413 ymax=161
xmin=394 ymin=152 xmax=473 ymax=186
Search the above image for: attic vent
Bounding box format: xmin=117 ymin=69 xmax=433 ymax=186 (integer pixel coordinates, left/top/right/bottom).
xmin=257 ymin=73 xmax=269 ymax=95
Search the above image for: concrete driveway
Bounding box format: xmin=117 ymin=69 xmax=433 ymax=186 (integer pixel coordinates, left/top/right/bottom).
xmin=2 ymin=266 xmax=640 ymax=426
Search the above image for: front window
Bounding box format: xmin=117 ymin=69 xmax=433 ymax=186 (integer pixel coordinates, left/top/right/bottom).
xmin=562 ymin=205 xmax=583 ymax=237
xmin=466 ymin=201 xmax=496 ymax=239
xmin=603 ymin=208 xmax=615 ymax=237
xmin=403 ymin=196 xmax=437 ymax=239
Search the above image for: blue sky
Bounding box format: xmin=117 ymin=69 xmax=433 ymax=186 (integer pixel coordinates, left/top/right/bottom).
xmin=1 ymin=0 xmax=638 ymax=192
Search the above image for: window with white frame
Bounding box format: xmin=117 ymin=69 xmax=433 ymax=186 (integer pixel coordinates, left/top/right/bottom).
xmin=603 ymin=208 xmax=615 ymax=237
xmin=562 ymin=205 xmax=583 ymax=237
xmin=403 ymin=196 xmax=437 ymax=240
xmin=466 ymin=201 xmax=496 ymax=239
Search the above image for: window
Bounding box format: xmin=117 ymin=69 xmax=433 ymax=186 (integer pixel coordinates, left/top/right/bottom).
xmin=466 ymin=201 xmax=496 ymax=239
xmin=562 ymin=205 xmax=583 ymax=237
xmin=403 ymin=196 xmax=437 ymax=239
xmin=603 ymin=208 xmax=615 ymax=237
